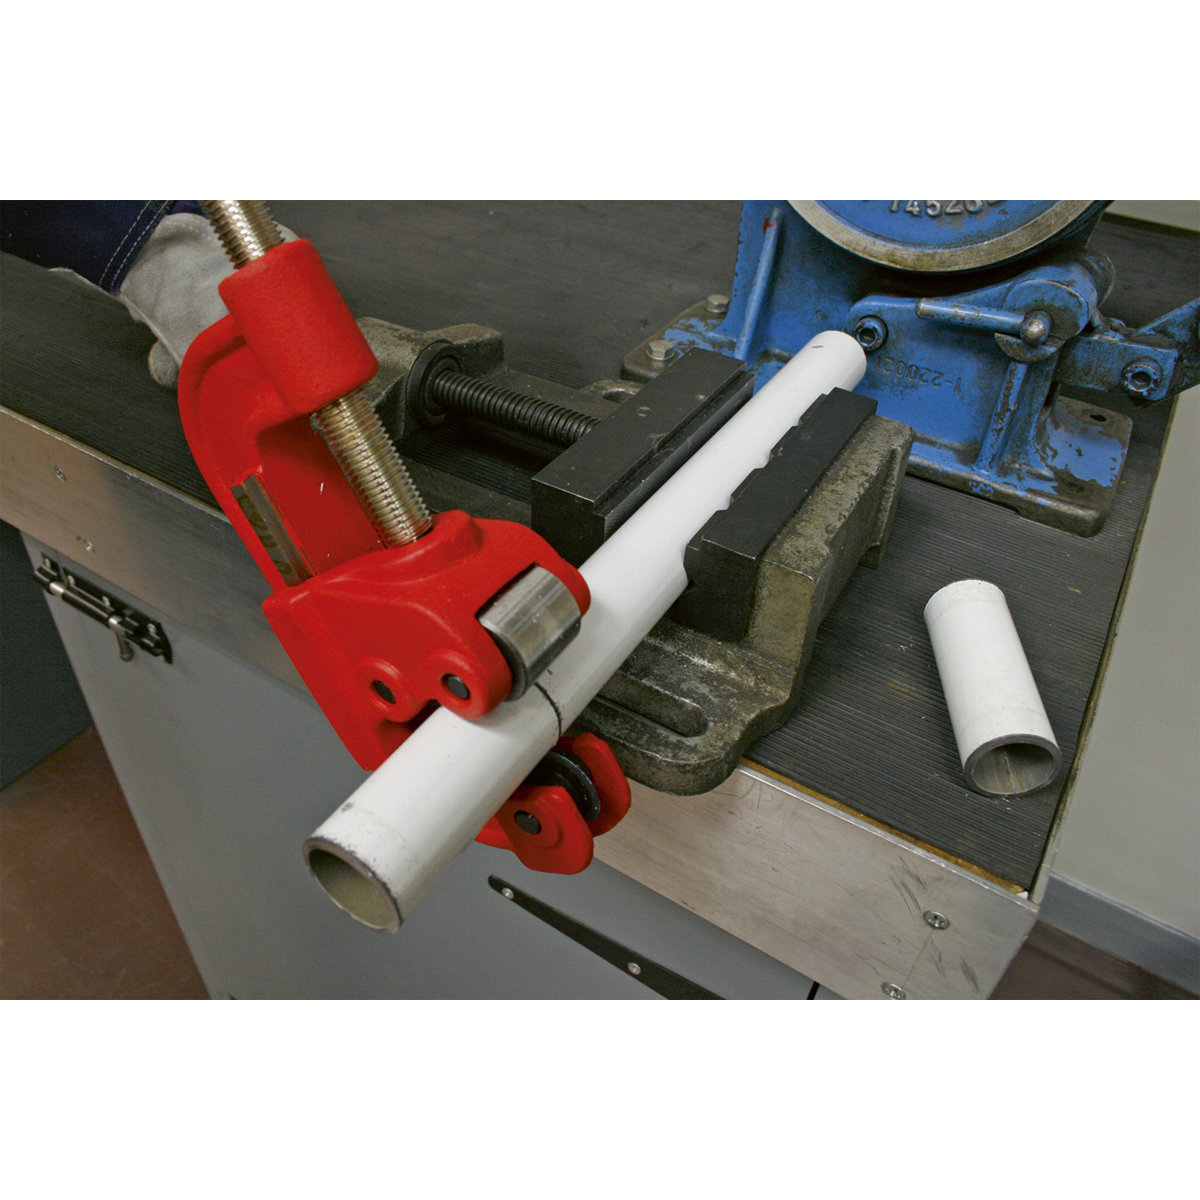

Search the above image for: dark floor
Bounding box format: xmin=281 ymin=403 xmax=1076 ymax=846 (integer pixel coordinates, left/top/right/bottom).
xmin=1 ymin=727 xmax=1195 ymax=1001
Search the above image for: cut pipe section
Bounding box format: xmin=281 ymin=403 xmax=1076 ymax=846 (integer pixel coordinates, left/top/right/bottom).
xmin=924 ymin=579 xmax=1061 ymax=797
xmin=305 ymin=333 xmax=868 ymax=930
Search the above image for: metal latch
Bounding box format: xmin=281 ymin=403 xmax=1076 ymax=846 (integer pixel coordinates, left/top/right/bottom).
xmin=34 ymin=556 xmax=172 ymax=664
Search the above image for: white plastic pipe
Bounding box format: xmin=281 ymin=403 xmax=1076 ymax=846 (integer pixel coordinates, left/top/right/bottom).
xmin=306 ymin=332 xmax=867 ymax=929
xmin=924 ymin=579 xmax=1061 ymax=797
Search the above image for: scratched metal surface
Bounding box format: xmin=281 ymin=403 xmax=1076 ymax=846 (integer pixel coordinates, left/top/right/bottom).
xmin=2 ymin=202 xmax=1195 ymax=886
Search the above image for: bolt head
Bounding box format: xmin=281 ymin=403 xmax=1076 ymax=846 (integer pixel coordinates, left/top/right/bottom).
xmin=923 ymin=911 xmax=950 ymax=930
xmin=705 ymin=293 xmax=730 ymax=315
xmin=647 ymin=338 xmax=672 ymax=362
xmin=441 ymin=673 xmax=471 ymax=701
xmin=853 ymin=316 xmax=887 ymax=353
xmin=513 ymin=810 xmax=542 ymax=836
xmin=1121 ymin=358 xmax=1162 ymax=397
xmin=627 ymin=962 xmax=642 ymax=976
xmin=881 ymin=982 xmax=906 ymax=1000
xmin=1020 ymin=311 xmax=1051 ymax=346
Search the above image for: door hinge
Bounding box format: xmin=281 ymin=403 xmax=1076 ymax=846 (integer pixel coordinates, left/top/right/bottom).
xmin=34 ymin=556 xmax=172 ymax=664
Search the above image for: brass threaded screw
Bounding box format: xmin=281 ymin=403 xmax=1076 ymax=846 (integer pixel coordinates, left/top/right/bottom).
xmin=311 ymin=391 xmax=431 ymax=544
xmin=202 ymin=200 xmax=432 ymax=547
xmin=201 ymin=201 xmax=283 ymax=267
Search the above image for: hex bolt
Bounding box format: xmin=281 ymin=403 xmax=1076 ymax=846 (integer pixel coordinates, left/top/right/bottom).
xmin=202 ymin=201 xmax=432 ymax=548
xmin=426 ymin=370 xmax=599 ymax=447
xmin=706 ymin=294 xmax=730 ymax=315
xmin=647 ymin=338 xmax=672 ymax=362
xmin=853 ymin=316 xmax=888 ymax=353
xmin=923 ymin=911 xmax=950 ymax=930
xmin=1121 ymin=358 xmax=1162 ymax=398
xmin=627 ymin=962 xmax=642 ymax=976
xmin=881 ymin=982 xmax=906 ymax=999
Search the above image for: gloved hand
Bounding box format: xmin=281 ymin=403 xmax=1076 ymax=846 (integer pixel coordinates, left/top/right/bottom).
xmin=118 ymin=211 xmax=296 ymax=387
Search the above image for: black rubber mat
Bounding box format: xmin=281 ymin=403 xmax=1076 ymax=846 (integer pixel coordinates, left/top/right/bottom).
xmin=2 ymin=203 xmax=1194 ymax=889
xmin=0 ymin=252 xmax=216 ymax=505
xmin=747 ymin=432 xmax=1162 ymax=886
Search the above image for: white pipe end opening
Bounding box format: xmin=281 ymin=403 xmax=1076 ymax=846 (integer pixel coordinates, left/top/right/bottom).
xmin=962 ymin=734 xmax=1062 ymax=797
xmin=304 ymin=839 xmax=402 ymax=932
xmin=924 ymin=579 xmax=1061 ymax=797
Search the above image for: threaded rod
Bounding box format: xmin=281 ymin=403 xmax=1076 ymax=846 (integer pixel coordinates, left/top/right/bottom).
xmin=201 ymin=200 xmax=432 ymax=548
xmin=313 ymin=390 xmax=432 ymax=546
xmin=429 ymin=372 xmax=599 ymax=447
xmin=201 ymin=201 xmax=283 ymax=267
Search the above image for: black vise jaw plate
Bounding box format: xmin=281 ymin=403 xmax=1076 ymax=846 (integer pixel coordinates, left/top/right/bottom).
xmin=672 ymin=388 xmax=878 ymax=644
xmin=529 ymin=349 xmax=754 ymax=567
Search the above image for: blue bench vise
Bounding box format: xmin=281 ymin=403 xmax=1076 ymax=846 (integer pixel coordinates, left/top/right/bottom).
xmin=623 ymin=201 xmax=1198 ymax=536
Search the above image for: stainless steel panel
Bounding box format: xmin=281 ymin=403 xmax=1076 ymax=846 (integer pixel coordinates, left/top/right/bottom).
xmin=596 ymin=770 xmax=1038 ymax=1000
xmin=1 ymin=406 xmax=301 ymax=689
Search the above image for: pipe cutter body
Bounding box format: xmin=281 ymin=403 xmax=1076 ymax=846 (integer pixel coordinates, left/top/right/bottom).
xmin=177 ymin=232 xmax=616 ymax=872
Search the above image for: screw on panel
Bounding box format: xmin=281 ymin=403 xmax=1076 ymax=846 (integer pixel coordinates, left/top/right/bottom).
xmin=54 ymin=468 xmax=66 ymax=482
xmin=881 ymin=982 xmax=906 ymax=999
xmin=627 ymin=962 xmax=642 ymax=976
xmin=500 ymin=887 xmax=515 ymax=900
xmin=1121 ymin=358 xmax=1162 ymax=398
xmin=853 ymin=316 xmax=888 ymax=353
xmin=923 ymin=911 xmax=950 ymax=930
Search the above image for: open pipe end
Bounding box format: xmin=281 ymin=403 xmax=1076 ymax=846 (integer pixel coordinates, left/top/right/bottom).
xmin=966 ymin=737 xmax=1061 ymax=797
xmin=304 ymin=839 xmax=402 ymax=932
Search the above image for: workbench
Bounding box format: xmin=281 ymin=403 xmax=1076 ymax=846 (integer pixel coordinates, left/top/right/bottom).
xmin=2 ymin=202 xmax=1194 ymax=998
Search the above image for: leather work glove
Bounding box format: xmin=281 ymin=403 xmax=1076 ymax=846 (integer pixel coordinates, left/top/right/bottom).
xmin=119 ymin=211 xmax=296 ymax=387
xmin=1 ymin=200 xmax=294 ymax=389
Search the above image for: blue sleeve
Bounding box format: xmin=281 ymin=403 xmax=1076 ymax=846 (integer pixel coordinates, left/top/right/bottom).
xmin=0 ymin=200 xmax=205 ymax=293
